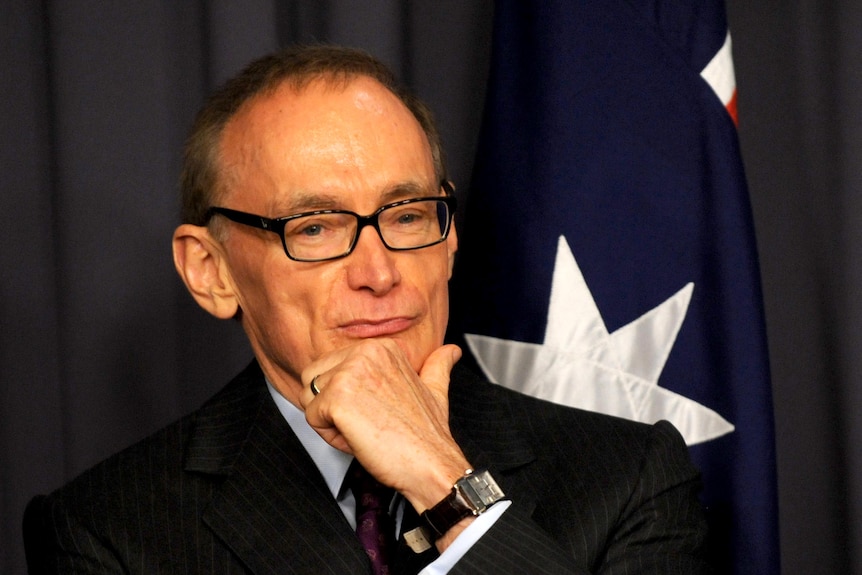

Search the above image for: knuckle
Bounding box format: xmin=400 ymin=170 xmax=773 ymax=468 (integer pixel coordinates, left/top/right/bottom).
xmin=354 ymin=339 xmax=398 ymax=366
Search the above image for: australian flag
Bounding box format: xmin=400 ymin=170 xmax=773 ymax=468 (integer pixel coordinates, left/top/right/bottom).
xmin=449 ymin=1 xmax=780 ymax=572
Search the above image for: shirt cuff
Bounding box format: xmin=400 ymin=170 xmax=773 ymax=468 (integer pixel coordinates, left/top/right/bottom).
xmin=418 ymin=500 xmax=511 ymax=575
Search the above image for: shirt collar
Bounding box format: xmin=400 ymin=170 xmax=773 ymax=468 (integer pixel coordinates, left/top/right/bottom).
xmin=266 ymin=380 xmax=353 ymax=499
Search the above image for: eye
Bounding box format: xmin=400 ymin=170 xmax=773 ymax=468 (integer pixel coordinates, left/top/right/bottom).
xmin=384 ymin=203 xmax=433 ymax=228
xmin=285 ymin=217 xmax=337 ymax=241
xmin=397 ymin=212 xmax=419 ymax=225
xmin=298 ymin=223 xmax=324 ymax=237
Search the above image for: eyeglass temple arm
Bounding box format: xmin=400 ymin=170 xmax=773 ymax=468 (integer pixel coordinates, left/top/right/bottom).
xmin=208 ymin=207 xmax=276 ymax=232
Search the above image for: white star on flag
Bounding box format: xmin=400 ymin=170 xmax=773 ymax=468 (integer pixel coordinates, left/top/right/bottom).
xmin=464 ymin=236 xmax=734 ymax=446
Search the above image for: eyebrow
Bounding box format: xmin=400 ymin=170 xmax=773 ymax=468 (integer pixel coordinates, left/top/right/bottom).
xmin=380 ymin=181 xmax=432 ymax=203
xmin=270 ymin=181 xmax=437 ymax=217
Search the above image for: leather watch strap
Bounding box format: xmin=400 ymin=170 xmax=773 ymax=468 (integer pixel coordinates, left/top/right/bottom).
xmin=420 ymin=469 xmax=505 ymax=539
xmin=421 ymin=488 xmax=473 ymax=538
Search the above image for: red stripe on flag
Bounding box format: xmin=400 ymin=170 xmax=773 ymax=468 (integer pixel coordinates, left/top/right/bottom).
xmin=726 ymin=89 xmax=738 ymax=126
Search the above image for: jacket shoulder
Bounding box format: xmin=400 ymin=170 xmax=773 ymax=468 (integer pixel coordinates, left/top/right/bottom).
xmin=30 ymin=361 xmax=266 ymax=522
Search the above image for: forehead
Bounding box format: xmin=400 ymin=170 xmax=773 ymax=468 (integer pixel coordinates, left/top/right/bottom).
xmin=217 ymin=76 xmax=435 ymax=213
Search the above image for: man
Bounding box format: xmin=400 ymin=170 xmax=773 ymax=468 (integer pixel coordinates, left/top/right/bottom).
xmin=24 ymin=46 xmax=708 ymax=574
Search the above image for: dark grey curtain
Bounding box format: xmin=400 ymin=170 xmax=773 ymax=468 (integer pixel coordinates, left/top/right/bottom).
xmin=1 ymin=2 xmax=857 ymax=573
xmin=727 ymin=2 xmax=862 ymax=573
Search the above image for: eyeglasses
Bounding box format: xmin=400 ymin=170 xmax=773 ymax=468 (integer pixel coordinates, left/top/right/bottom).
xmin=205 ymin=182 xmax=457 ymax=262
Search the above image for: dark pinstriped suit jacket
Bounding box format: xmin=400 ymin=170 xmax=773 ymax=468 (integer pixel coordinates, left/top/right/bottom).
xmin=24 ymin=361 xmax=709 ymax=574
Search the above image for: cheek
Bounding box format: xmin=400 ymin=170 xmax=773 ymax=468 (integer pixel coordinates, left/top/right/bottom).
xmin=434 ymin=276 xmax=451 ymax=332
xmin=226 ymin=244 xmax=318 ymax=342
xmin=420 ymin=256 xmax=453 ymax=333
xmin=257 ymin=273 xmax=329 ymax=336
xmin=263 ymin=267 xmax=345 ymax=350
xmin=236 ymin=266 xmax=335 ymax=378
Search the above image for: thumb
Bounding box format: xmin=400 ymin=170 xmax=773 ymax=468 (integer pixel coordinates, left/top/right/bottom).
xmin=419 ymin=344 xmax=462 ymax=395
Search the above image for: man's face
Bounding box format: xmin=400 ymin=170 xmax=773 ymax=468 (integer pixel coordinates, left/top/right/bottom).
xmin=215 ymin=76 xmax=457 ymax=399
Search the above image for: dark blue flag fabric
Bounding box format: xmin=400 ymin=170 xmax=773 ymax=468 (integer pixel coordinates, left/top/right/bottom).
xmin=448 ymin=1 xmax=779 ymax=573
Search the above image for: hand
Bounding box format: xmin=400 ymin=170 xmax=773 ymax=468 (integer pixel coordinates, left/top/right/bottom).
xmin=299 ymin=339 xmax=470 ymax=513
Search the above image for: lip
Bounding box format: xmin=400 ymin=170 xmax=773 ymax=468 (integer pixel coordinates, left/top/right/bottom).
xmin=338 ymin=316 xmax=416 ymax=338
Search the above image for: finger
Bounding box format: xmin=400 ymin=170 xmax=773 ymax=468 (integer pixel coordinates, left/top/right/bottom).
xmin=299 ymin=373 xmax=349 ymax=452
xmin=299 ymin=343 xmax=360 ymax=399
xmin=314 ymin=426 xmax=352 ymax=454
xmin=419 ymin=344 xmax=462 ymax=395
xmin=297 ymin=372 xmax=320 ymax=410
xmin=300 ymin=349 xmax=350 ymax=407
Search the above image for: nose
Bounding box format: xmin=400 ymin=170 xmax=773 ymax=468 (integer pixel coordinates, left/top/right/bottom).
xmin=344 ymin=224 xmax=401 ymax=294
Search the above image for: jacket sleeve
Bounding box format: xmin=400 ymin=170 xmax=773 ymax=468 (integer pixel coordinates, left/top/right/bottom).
xmin=449 ymin=421 xmax=710 ymax=575
xmin=23 ymin=494 xmax=125 ymax=574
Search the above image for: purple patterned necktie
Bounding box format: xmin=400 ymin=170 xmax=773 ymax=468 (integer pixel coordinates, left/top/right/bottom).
xmin=348 ymin=461 xmax=396 ymax=575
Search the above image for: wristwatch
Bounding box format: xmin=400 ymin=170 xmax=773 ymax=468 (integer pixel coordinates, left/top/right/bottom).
xmin=421 ymin=469 xmax=506 ymax=539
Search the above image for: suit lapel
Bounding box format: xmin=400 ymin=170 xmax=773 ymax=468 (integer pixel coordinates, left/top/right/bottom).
xmin=184 ymin=362 xmax=370 ymax=575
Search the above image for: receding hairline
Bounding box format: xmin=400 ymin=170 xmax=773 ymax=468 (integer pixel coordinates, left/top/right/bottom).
xmin=222 ymin=71 xmax=411 ymax=140
xmin=180 ymin=45 xmax=446 ymax=227
xmin=214 ymin=72 xmax=435 ymax=201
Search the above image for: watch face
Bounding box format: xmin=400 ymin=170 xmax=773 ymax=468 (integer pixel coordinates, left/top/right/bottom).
xmin=457 ymin=470 xmax=505 ymax=512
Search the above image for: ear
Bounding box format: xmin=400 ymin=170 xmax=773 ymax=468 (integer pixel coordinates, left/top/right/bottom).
xmin=446 ymin=223 xmax=458 ymax=279
xmin=172 ymin=224 xmax=240 ymax=319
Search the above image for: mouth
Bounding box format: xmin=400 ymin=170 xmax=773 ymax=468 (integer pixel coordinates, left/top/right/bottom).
xmin=338 ymin=316 xmax=416 ymax=338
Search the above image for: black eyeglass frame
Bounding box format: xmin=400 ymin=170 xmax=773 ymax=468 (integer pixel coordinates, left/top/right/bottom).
xmin=205 ymin=181 xmax=457 ymax=262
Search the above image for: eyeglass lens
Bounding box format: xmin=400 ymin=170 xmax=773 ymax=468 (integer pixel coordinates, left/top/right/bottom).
xmin=284 ymin=199 xmax=450 ymax=261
